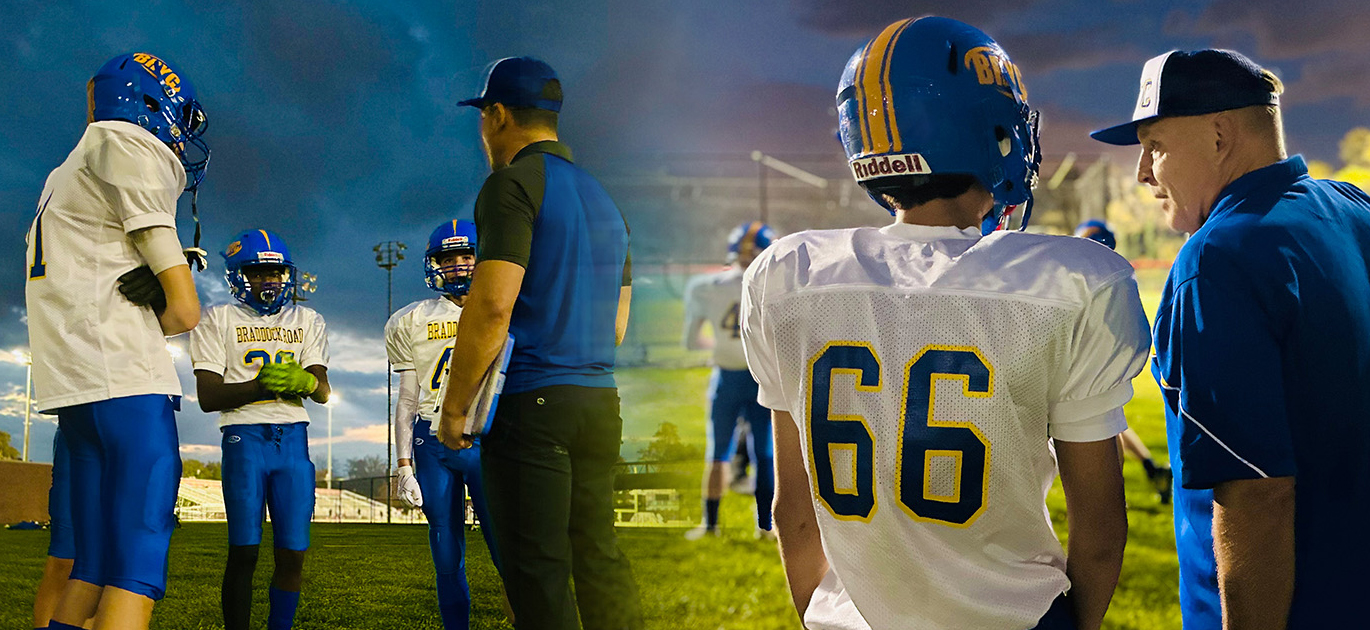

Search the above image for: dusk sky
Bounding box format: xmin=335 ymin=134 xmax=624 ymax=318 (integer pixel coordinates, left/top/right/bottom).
xmin=2 ymin=0 xmax=1365 ymax=465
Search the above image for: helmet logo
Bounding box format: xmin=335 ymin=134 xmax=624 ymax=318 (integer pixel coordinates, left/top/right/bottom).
xmin=964 ymin=46 xmax=1027 ymax=101
xmin=441 ymin=236 xmax=470 ymax=248
xmin=850 ymin=153 xmax=930 ymax=181
xmin=255 ymin=252 xmax=285 ymax=263
xmin=225 ymin=241 xmax=243 ymax=257
xmin=131 ymin=53 xmax=182 ymax=96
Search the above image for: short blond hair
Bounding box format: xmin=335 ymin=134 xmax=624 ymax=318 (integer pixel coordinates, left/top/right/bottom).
xmin=1232 ymin=102 xmax=1286 ymax=155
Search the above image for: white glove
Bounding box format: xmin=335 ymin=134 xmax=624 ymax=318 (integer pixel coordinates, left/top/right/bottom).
xmin=397 ymin=465 xmax=423 ymax=508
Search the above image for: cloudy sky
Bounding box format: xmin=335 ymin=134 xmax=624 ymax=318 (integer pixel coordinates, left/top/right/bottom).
xmin=2 ymin=0 xmax=1365 ymax=464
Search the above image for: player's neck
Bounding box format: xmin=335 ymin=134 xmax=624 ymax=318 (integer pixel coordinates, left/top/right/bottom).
xmin=493 ymin=131 xmax=559 ymax=169
xmin=892 ymin=191 xmax=992 ymax=230
xmin=445 ymin=294 xmax=466 ymax=308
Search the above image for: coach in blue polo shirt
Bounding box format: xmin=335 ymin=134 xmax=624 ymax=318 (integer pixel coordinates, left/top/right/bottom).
xmin=1094 ymin=50 xmax=1370 ymax=629
xmin=436 ymin=57 xmax=642 ymax=630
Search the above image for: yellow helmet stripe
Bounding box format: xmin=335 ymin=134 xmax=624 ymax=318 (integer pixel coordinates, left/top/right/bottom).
xmin=882 ymin=19 xmax=914 ymax=152
xmin=258 ymin=229 xmax=271 ymax=248
xmin=86 ymin=79 xmax=95 ymax=124
xmin=858 ymin=19 xmax=912 ymax=155
xmin=853 ymin=40 xmax=875 ymax=153
xmin=740 ymin=220 xmax=764 ymax=258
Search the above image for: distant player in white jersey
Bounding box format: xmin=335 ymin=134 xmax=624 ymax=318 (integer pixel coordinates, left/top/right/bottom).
xmin=741 ymin=18 xmax=1150 ymax=630
xmin=25 ymin=52 xmax=208 ymax=630
xmin=683 ymin=221 xmax=779 ymax=540
xmin=385 ymin=219 xmax=503 ymax=629
xmin=189 ymin=229 xmax=330 ymax=630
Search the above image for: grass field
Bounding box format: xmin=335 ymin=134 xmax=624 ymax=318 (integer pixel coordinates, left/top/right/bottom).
xmin=0 ymin=269 xmax=1180 ymax=629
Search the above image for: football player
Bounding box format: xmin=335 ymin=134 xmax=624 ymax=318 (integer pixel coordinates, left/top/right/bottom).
xmin=189 ymin=229 xmax=330 ymax=630
xmin=27 ymin=52 xmax=207 ymax=630
xmin=32 ymin=433 xmax=74 ymax=630
xmin=385 ymin=219 xmax=503 ymax=629
xmin=682 ymin=221 xmax=778 ymax=540
xmin=742 ymin=18 xmax=1151 ymax=630
xmin=1074 ymin=220 xmax=1173 ymax=504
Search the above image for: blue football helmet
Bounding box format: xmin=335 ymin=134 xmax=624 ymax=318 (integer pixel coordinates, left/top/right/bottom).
xmin=1075 ymin=219 xmax=1117 ymax=250
xmin=223 ymin=229 xmax=297 ymax=316
xmin=836 ymin=17 xmax=1041 ymax=233
xmin=726 ymin=221 xmax=777 ymax=264
xmin=88 ymin=52 xmax=210 ymax=191
xmin=425 ymin=220 xmax=477 ymax=297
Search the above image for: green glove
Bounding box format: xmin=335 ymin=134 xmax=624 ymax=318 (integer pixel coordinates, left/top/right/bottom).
xmin=257 ymin=358 xmax=318 ymax=396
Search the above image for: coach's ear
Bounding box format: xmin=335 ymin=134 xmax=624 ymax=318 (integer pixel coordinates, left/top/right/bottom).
xmin=482 ymin=102 xmax=513 ymax=133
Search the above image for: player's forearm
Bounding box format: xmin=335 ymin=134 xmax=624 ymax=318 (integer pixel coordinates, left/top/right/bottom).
xmin=776 ymin=504 xmax=828 ymax=616
xmin=197 ymin=379 xmax=268 ymax=413
xmin=1064 ymin=520 xmax=1126 ymax=630
xmin=1056 ymin=437 xmax=1128 ymax=630
xmin=155 ymin=265 xmax=200 ymax=335
xmin=771 ymin=409 xmax=828 ymax=616
xmin=616 ymin=285 xmax=631 ymax=347
xmin=305 ymin=366 xmax=329 ymax=404
xmin=1213 ymin=477 xmax=1295 ymax=630
xmin=394 ymin=371 xmax=419 ymax=462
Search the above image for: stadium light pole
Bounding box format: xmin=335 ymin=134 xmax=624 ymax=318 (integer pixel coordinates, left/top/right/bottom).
xmin=326 ymin=389 xmax=340 ymax=490
xmin=14 ymin=350 xmax=31 ymax=462
xmin=751 ymin=151 xmax=829 ymax=225
xmin=374 ymin=240 xmax=406 ymax=524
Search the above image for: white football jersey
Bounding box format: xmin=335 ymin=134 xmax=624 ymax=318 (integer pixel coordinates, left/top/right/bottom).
xmin=384 ymin=297 xmax=462 ymax=424
xmin=741 ymin=223 xmax=1151 ymax=630
xmin=683 ymin=266 xmax=749 ymax=370
xmin=189 ymin=302 xmax=329 ymax=427
xmin=24 ymin=121 xmax=187 ymax=412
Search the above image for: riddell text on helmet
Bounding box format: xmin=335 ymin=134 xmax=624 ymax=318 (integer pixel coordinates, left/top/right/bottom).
xmin=850 ymin=153 xmax=931 ymax=181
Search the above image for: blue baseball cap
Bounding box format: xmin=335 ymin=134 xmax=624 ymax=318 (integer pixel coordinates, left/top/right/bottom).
xmin=1090 ymin=49 xmax=1280 ymax=146
xmin=457 ymin=56 xmax=562 ymax=112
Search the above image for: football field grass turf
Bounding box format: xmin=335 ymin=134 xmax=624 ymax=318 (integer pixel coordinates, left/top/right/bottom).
xmin=0 ymin=270 xmax=1180 ymax=629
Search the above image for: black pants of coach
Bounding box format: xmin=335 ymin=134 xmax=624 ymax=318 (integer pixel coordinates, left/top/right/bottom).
xmin=481 ymin=384 xmax=644 ymax=630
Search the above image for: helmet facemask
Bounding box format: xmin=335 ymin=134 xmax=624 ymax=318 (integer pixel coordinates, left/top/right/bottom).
xmin=425 ymin=249 xmax=476 ymax=297
xmin=229 ymin=263 xmax=296 ymax=316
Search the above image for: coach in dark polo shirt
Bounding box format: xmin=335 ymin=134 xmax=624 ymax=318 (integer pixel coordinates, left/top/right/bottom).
xmin=436 ymin=56 xmax=641 ymax=630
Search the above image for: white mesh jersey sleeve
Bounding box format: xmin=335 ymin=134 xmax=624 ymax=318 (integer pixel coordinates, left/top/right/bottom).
xmin=300 ymin=308 xmax=330 ymax=369
xmin=85 ymin=121 xmax=184 ymax=233
xmin=1048 ymin=272 xmax=1151 ymax=442
xmin=189 ymin=305 xmax=227 ymax=374
xmin=385 ymin=304 xmax=417 ymax=372
xmin=741 ymin=257 xmax=786 ymax=411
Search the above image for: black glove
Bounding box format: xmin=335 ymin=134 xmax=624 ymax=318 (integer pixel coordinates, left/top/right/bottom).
xmin=117 ymin=266 xmax=167 ymax=310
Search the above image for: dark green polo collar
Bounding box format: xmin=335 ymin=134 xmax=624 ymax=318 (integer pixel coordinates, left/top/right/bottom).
xmin=512 ymin=140 xmax=573 ymax=164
